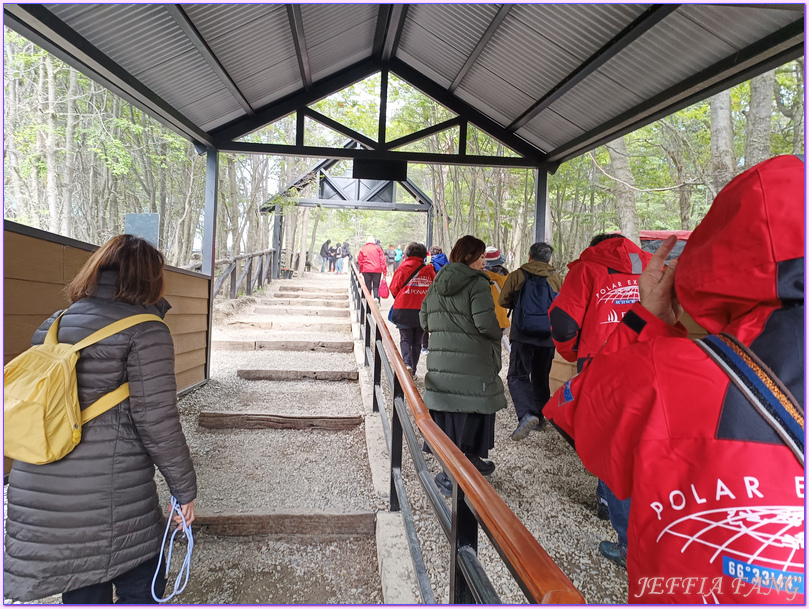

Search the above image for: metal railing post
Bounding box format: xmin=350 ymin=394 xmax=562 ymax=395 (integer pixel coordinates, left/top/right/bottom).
xmin=371 ymin=324 xmax=382 ymax=413
xmin=450 ymin=485 xmax=478 ymax=604
xmin=246 ymin=256 xmax=254 ymax=296
xmin=229 ymin=263 xmax=238 ymax=299
xmin=390 ymin=377 xmax=403 ymax=512
xmin=363 ymin=303 xmax=371 ymax=368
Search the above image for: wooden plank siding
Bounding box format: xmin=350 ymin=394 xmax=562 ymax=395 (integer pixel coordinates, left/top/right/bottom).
xmin=3 ymin=224 xmax=211 ymax=392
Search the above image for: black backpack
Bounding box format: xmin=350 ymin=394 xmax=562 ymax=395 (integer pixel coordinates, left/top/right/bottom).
xmin=513 ymin=271 xmax=556 ymax=335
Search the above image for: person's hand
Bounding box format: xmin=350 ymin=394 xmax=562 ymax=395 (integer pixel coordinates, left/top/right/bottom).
xmin=173 ymin=500 xmax=195 ymax=530
xmin=639 ymin=235 xmax=683 ymax=326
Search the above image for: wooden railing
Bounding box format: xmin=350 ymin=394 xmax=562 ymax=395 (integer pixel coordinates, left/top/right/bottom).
xmin=349 ymin=263 xmax=585 ymax=604
xmin=186 ymin=249 xmax=275 ymax=299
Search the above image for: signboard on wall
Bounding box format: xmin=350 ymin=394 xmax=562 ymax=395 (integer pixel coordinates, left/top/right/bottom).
xmin=124 ymin=213 xmax=160 ymax=247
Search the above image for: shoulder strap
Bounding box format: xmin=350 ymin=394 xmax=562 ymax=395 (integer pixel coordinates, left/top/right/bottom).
xmin=696 ymin=333 xmax=804 ymax=466
xmin=70 ymin=314 xmax=166 ymax=352
xmin=402 ymin=264 xmax=426 ymax=288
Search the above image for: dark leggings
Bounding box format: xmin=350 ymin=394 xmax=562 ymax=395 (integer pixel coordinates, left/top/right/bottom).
xmin=363 ymin=272 xmax=381 ymax=298
xmin=62 ymin=553 xmax=166 ymax=604
xmin=399 ymin=326 xmax=425 ymax=370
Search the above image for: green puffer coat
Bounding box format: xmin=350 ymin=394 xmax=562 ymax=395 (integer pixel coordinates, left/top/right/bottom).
xmin=419 ymin=263 xmax=507 ymax=414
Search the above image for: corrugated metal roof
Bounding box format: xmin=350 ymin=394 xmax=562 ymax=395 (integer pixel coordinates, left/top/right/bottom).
xmin=12 ymin=3 xmax=803 ymax=163
xmin=302 ymin=4 xmax=377 ymax=83
xmin=397 ymin=4 xmax=498 ymax=87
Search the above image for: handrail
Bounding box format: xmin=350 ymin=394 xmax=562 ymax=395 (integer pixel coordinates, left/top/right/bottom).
xmin=350 ymin=263 xmax=584 ymax=604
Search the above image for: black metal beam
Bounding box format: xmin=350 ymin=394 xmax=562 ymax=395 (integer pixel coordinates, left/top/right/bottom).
xmin=303 ymin=108 xmax=379 ymax=149
xmin=212 ymin=58 xmax=382 ymax=144
xmin=287 ymin=4 xmax=312 ymax=90
xmin=547 ymin=20 xmax=805 ymax=164
xmin=373 ymin=5 xmax=393 ymax=59
xmin=4 ymin=4 xmax=213 ymax=147
xmin=449 ymin=5 xmax=512 ymax=93
xmin=294 ymin=199 xmax=430 ymax=212
xmin=389 ymin=58 xmax=547 ymax=165
xmin=218 ymin=141 xmax=542 ymax=168
xmin=381 ymin=4 xmax=409 ymax=63
xmin=164 ymin=5 xmax=255 ymax=118
xmin=385 ymin=117 xmax=462 ymax=151
xmin=508 ymin=4 xmax=680 ymax=133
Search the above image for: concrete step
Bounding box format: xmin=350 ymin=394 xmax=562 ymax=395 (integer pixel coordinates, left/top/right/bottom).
xmin=269 ymin=299 xmax=349 ymax=308
xmin=273 ymin=292 xmax=349 ymax=300
xmin=277 ymin=286 xmax=347 ymax=294
xmin=254 ymin=307 xmax=350 ymax=317
xmin=227 ymin=320 xmax=351 ymax=333
xmin=195 ymin=509 xmax=374 ymax=537
xmin=212 ymin=340 xmax=354 ymax=353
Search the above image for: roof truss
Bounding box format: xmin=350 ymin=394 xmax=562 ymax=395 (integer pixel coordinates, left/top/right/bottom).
xmin=5 ymin=3 xmax=803 ymax=172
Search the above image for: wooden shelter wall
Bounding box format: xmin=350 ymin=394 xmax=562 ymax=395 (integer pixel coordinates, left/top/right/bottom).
xmin=3 ymin=229 xmax=210 ymax=391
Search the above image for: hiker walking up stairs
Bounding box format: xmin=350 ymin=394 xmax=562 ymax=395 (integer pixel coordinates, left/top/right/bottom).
xmin=161 ymin=274 xmax=387 ymax=604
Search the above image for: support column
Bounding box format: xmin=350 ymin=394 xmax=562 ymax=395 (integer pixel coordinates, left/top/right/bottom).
xmin=533 ymin=167 xmax=549 ymax=244
xmin=272 ymin=202 xmax=282 ymax=280
xmin=426 ymin=206 xmax=434 ymax=248
xmin=202 ymin=148 xmax=219 ymax=381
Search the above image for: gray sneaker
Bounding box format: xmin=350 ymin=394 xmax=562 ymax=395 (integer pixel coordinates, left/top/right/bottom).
xmin=511 ymin=414 xmax=540 ymax=441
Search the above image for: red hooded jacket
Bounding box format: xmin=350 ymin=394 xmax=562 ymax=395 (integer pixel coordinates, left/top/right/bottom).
xmin=543 ymin=156 xmax=805 ymax=604
xmin=357 ymin=242 xmax=385 ymax=273
xmin=549 ymin=237 xmax=652 ymax=371
xmin=389 ymin=256 xmax=436 ymax=327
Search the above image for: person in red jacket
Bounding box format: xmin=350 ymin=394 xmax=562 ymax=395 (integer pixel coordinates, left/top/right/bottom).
xmin=549 ymin=233 xmax=653 ymax=566
xmin=543 ymin=155 xmax=804 ymax=604
xmin=357 ymin=235 xmax=386 ymax=304
xmin=389 ymin=242 xmax=436 ymax=377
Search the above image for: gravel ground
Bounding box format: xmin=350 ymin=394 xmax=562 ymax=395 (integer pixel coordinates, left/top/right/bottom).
xmin=377 ymin=315 xmax=630 ymax=604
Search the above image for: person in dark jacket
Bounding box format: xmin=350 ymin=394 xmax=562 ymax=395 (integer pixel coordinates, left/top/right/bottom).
xmin=384 ymin=244 xmax=397 ymax=276
xmin=328 ymin=244 xmax=338 ymax=272
xmin=420 ymin=235 xmax=507 ymax=496
xmin=390 ymin=242 xmax=436 ymax=377
xmin=542 ymin=155 xmax=804 ymax=604
xmin=498 ymin=242 xmax=563 ymax=440
xmin=319 ymin=239 xmax=331 ymax=273
xmin=4 ymin=235 xmax=197 ymax=604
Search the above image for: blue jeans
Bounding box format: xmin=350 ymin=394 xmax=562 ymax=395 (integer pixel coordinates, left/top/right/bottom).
xmin=320 ymin=257 xmax=327 ymax=272
xmin=336 ymin=258 xmax=343 ymax=273
xmin=604 ymin=484 xmax=631 ymax=549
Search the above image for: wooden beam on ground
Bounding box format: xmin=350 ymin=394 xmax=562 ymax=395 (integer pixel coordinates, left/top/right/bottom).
xmin=195 ymin=510 xmax=376 ymax=537
xmin=212 ymin=340 xmax=354 ymax=352
xmin=198 ymin=411 xmax=363 ymax=430
xmin=238 ymin=369 xmax=359 ymax=381
xmin=253 ymin=307 xmax=350 ymax=317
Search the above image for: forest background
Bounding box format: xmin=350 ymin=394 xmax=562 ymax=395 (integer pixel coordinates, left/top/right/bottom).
xmin=3 ymin=29 xmax=804 ymax=277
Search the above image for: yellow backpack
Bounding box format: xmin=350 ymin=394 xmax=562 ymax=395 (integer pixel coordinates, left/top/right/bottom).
xmin=4 ymin=312 xmax=165 ymax=465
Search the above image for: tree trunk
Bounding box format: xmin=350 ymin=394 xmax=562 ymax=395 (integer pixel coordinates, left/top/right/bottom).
xmin=605 ymin=137 xmax=640 ymax=246
xmin=45 ymin=55 xmax=60 ymax=233
xmin=62 ymin=67 xmax=78 ymax=237
xmin=744 ymin=70 xmax=774 ymax=170
xmin=710 ymin=90 xmax=735 ymax=193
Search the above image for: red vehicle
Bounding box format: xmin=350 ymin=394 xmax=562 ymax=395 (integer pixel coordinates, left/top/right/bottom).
xmin=639 ymin=230 xmax=691 ymax=260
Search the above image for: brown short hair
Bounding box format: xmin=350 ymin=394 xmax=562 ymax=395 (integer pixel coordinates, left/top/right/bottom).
xmin=449 ymin=235 xmax=486 ymax=266
xmin=67 ymin=235 xmax=165 ymax=305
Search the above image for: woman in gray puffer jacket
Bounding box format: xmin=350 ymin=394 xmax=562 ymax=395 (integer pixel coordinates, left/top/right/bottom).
xmin=4 ymin=235 xmax=197 ymax=604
